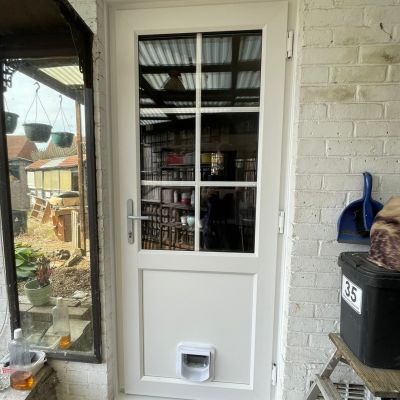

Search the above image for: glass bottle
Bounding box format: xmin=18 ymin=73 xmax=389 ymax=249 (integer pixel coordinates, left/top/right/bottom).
xmin=52 ymin=297 xmax=71 ymax=349
xmin=9 ymin=328 xmax=33 ymax=390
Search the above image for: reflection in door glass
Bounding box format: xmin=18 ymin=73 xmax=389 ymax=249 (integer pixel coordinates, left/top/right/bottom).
xmin=140 ymin=113 xmax=195 ymax=181
xmin=201 ymin=113 xmax=258 ymax=182
xmin=200 ymin=187 xmax=256 ymax=253
xmin=138 ymin=30 xmax=262 ymax=254
xmin=202 ymin=31 xmax=262 ymax=107
xmin=141 ymin=186 xmax=195 ymax=250
xmin=139 ymin=35 xmax=197 ymax=108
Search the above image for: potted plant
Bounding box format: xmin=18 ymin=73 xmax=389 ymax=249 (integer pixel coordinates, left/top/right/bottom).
xmin=24 ymin=256 xmax=52 ymax=306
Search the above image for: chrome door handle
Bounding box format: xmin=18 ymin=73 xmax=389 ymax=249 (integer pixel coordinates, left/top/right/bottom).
xmin=127 ymin=199 xmax=150 ymax=244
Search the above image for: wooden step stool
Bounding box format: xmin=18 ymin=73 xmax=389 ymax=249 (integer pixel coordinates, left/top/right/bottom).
xmin=305 ymin=333 xmax=400 ymax=400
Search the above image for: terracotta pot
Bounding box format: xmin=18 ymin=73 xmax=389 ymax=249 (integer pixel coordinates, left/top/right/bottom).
xmin=24 ymin=280 xmax=52 ymax=306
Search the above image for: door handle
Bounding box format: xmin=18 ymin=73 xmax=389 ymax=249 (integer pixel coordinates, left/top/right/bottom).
xmin=128 ymin=215 xmax=151 ymax=221
xmin=127 ymin=199 xmax=150 ymax=244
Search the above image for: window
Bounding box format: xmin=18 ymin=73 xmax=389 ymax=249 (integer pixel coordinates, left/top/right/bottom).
xmin=0 ymin=1 xmax=101 ymax=363
xmin=138 ymin=31 xmax=262 ymax=253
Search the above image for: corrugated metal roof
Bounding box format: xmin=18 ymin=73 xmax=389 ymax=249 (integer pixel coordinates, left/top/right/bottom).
xmin=140 ymin=109 xmax=167 ymax=117
xmin=143 ymin=73 xmax=196 ymax=90
xmin=39 ymin=65 xmax=84 ymax=86
xmin=239 ymin=35 xmax=262 ymax=61
xmin=26 ymin=155 xmax=84 ymax=170
xmin=139 ymin=38 xmax=196 ymax=66
xmin=202 ymin=36 xmax=232 ymax=64
xmin=26 ymin=159 xmax=48 ymax=170
xmin=139 ymin=33 xmax=261 ymax=67
xmin=140 ymin=119 xmax=169 ymax=126
xmin=143 ymin=73 xmax=169 ymax=90
xmin=163 ymin=101 xmax=195 ymax=107
xmin=140 ymin=98 xmax=156 ymax=105
xmin=233 ymin=96 xmax=260 ymax=106
xmin=201 ymin=101 xmax=231 ymax=106
xmin=142 ymin=71 xmax=256 ymax=92
xmin=202 ymin=72 xmax=231 ymax=89
xmin=237 ymin=71 xmax=260 ymax=89
xmin=139 ymin=32 xmax=262 ymax=106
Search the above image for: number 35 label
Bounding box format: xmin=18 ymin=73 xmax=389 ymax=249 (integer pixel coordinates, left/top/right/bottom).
xmin=342 ymin=275 xmax=363 ymax=314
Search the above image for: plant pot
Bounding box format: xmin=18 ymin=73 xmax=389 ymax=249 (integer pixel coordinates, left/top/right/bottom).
xmin=51 ymin=132 xmax=74 ymax=148
xmin=24 ymin=280 xmax=52 ymax=306
xmin=23 ymin=123 xmax=52 ymax=143
xmin=5 ymin=112 xmax=19 ymax=134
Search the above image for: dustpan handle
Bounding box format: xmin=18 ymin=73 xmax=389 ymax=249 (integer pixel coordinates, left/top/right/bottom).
xmin=363 ymin=172 xmax=372 ymax=200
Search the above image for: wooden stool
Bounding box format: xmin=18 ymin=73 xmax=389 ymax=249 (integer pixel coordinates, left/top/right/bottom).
xmin=305 ymin=333 xmax=400 ymax=400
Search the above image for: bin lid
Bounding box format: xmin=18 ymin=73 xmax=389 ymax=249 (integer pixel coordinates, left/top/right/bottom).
xmin=339 ymin=252 xmax=400 ymax=288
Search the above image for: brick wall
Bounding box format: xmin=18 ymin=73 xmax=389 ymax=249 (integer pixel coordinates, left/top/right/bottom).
xmin=0 ymin=214 xmax=10 ymax=357
xmin=279 ymin=0 xmax=400 ymax=399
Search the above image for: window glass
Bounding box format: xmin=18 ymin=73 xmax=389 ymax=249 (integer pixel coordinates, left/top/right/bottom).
xmin=138 ymin=30 xmax=261 ymax=254
xmin=3 ymin=58 xmax=95 ymax=355
xmin=200 ymin=187 xmax=256 ymax=252
xmin=139 ymin=35 xmax=197 ymax=108
xmin=201 ymin=32 xmax=262 ymax=107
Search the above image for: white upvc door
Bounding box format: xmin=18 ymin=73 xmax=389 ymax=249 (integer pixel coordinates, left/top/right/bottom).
xmin=111 ymin=2 xmax=288 ymax=399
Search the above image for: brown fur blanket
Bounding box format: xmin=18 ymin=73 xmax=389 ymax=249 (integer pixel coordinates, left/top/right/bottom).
xmin=368 ymin=197 xmax=400 ymax=272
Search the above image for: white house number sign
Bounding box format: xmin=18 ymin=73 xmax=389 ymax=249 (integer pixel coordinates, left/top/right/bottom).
xmin=341 ymin=275 xmax=363 ymax=314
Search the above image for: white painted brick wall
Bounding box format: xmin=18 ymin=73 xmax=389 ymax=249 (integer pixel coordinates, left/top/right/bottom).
xmin=279 ymin=1 xmax=400 ymax=399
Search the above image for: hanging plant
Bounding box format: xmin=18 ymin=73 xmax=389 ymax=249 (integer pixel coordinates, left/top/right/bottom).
xmin=23 ymin=82 xmax=52 ymax=143
xmin=51 ymin=95 xmax=74 ymax=148
xmin=3 ymin=97 xmax=19 ymax=134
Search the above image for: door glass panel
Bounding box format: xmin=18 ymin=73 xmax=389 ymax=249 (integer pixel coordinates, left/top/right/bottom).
xmin=140 ymin=113 xmax=195 ymax=181
xmin=201 ymin=32 xmax=262 ymax=107
xmin=141 ymin=185 xmax=195 ymax=250
xmin=200 ymin=187 xmax=256 ymax=253
xmin=139 ymin=35 xmax=197 ymax=108
xmin=201 ymin=112 xmax=258 ymax=182
xmin=138 ymin=30 xmax=262 ymax=253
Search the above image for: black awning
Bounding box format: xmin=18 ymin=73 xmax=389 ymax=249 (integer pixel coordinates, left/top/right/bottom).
xmin=0 ymin=0 xmax=92 ymax=61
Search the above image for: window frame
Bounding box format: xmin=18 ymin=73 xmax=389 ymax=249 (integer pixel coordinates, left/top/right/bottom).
xmin=0 ymin=3 xmax=101 ymax=364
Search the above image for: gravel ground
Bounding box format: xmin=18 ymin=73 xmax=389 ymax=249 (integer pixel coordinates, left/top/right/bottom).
xmin=16 ymin=220 xmax=91 ymax=298
xmin=18 ymin=264 xmax=91 ymax=298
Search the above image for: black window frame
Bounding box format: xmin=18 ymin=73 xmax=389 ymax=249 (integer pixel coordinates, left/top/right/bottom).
xmin=0 ymin=0 xmax=101 ymax=363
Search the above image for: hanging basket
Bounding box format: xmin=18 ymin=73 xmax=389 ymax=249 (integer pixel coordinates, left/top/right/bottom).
xmin=51 ymin=131 xmax=74 ymax=148
xmin=23 ymin=123 xmax=52 ymax=143
xmin=23 ymin=82 xmax=52 ymax=143
xmin=51 ymin=95 xmax=75 ymax=148
xmin=5 ymin=112 xmax=19 ymax=134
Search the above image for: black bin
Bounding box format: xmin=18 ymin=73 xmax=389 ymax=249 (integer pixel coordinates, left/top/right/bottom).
xmin=339 ymin=252 xmax=400 ymax=369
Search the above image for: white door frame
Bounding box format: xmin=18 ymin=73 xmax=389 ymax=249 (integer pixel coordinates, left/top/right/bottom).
xmin=105 ymin=1 xmax=297 ymax=399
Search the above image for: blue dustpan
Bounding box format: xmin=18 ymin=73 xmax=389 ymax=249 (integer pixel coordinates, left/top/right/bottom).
xmin=337 ymin=172 xmax=383 ymax=245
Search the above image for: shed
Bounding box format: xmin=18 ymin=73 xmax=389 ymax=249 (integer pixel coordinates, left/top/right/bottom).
xmin=7 ymin=137 xmax=37 ymax=191
xmin=26 ymin=155 xmax=86 ymax=201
